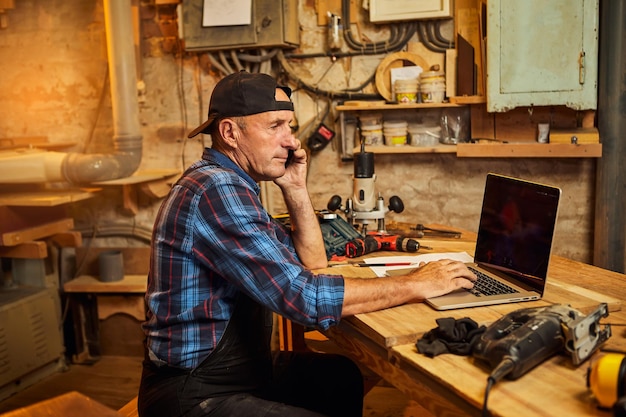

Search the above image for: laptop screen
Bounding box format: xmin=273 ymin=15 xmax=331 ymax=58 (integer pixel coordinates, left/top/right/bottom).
xmin=474 ymin=174 xmax=561 ymax=291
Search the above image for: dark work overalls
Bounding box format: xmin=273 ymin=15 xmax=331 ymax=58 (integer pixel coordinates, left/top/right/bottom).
xmin=138 ymin=293 xmax=364 ymax=417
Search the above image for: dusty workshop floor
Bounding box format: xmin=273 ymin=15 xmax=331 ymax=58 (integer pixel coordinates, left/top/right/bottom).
xmin=0 ymin=354 xmax=430 ymax=416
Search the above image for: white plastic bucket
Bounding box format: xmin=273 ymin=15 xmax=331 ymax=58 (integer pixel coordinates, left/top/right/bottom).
xmin=408 ymin=125 xmax=441 ymax=146
xmin=383 ymin=120 xmax=408 ymax=146
xmin=394 ymin=78 xmax=419 ymax=104
xmin=419 ymin=70 xmax=446 ymax=103
xmin=420 ymin=82 xmax=446 ymax=103
xmin=361 ymin=123 xmax=383 ymax=146
xmin=359 ymin=112 xmax=383 ymax=127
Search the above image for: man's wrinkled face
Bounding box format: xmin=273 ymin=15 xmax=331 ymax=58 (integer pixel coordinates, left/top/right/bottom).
xmin=234 ymin=88 xmax=296 ymax=182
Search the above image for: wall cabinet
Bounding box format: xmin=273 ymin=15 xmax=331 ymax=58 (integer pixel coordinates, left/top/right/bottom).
xmin=336 ymin=0 xmax=602 ymax=159
xmin=486 ymin=0 xmax=599 ymax=112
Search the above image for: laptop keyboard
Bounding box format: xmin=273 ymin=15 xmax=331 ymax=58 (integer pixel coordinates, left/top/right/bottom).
xmin=467 ymin=267 xmax=519 ymax=297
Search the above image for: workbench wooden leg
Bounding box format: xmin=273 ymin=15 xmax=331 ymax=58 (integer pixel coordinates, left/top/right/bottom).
xmin=278 ymin=316 xmax=308 ymax=352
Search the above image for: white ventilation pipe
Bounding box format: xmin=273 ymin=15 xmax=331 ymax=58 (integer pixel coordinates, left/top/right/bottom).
xmin=63 ymin=0 xmax=142 ymax=183
xmin=0 ymin=0 xmax=142 ymax=185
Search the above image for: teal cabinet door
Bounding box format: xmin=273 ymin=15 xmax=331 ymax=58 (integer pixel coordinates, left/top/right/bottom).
xmin=486 ymin=0 xmax=599 ymax=112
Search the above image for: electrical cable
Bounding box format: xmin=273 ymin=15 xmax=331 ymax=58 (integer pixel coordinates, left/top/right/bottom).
xmin=433 ymin=20 xmax=455 ymax=48
xmin=284 ymin=50 xmax=382 ymax=60
xmin=283 ymin=22 xmax=415 ymax=60
xmin=197 ymin=3 xmax=416 ymax=98
xmin=482 ymin=358 xmax=516 ymax=417
xmin=205 ymin=49 xmax=278 ymax=78
xmin=417 ymin=21 xmax=448 ymax=53
xmin=218 ymin=50 xmax=235 ymax=74
xmin=277 ymin=50 xmax=380 ymax=100
xmin=230 ymin=49 xmax=245 ymax=72
xmin=341 ymin=0 xmax=416 ymax=54
xmin=207 ymin=52 xmax=231 ymax=76
xmin=194 ymin=54 xmax=209 ymax=148
xmin=482 ymin=377 xmax=495 ymax=417
xmin=83 ymin=65 xmax=110 ymax=153
xmin=176 ymin=38 xmax=190 ymax=169
xmin=237 ymin=48 xmax=278 ymax=63
xmin=426 ymin=20 xmax=451 ymax=49
xmin=259 ymin=48 xmax=271 ymax=75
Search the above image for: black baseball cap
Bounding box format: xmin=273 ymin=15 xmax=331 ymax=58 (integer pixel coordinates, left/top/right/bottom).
xmin=188 ymin=71 xmax=294 ymax=138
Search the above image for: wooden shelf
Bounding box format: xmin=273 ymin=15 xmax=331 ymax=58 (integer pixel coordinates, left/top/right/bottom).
xmin=448 ymin=95 xmax=486 ymax=104
xmin=337 ymin=101 xmax=601 ymax=159
xmin=456 ymin=142 xmax=602 ymax=158
xmin=353 ymin=145 xmax=457 ymax=154
xmin=64 ymin=275 xmax=147 ymax=321
xmin=337 ymin=102 xmax=463 ymax=111
xmin=0 ymin=136 xmax=77 ymax=151
xmin=64 ymin=275 xmax=147 ymax=294
xmin=0 ymin=188 xmax=99 ymax=207
xmin=92 ymin=169 xmax=180 ymax=215
xmin=352 ymin=142 xmax=602 ymax=157
xmin=92 ymin=169 xmax=180 ymax=186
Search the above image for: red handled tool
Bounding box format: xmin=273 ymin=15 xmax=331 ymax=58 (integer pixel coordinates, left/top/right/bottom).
xmin=345 ymin=234 xmax=426 ymax=258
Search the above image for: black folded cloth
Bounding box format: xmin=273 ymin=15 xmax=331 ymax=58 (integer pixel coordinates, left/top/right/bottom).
xmin=416 ymin=317 xmax=486 ymax=357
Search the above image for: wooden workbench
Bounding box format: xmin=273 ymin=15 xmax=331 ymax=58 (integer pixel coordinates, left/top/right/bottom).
xmin=320 ymin=229 xmax=624 ymax=417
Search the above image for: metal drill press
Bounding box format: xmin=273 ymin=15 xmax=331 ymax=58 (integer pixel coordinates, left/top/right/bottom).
xmin=327 ymin=142 xmax=404 ymax=235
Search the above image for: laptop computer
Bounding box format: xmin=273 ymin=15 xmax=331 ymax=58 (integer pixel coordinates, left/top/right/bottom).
xmin=425 ymin=173 xmax=562 ymax=310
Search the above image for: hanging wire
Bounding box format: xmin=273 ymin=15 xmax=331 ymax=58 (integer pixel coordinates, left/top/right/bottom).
xmin=417 ymin=21 xmax=448 ymax=53
xmin=341 ymin=0 xmax=415 ymax=54
xmin=277 ymin=50 xmax=379 ymax=100
xmin=432 ymin=20 xmax=455 ymax=48
xmin=83 ymin=65 xmax=109 ymax=153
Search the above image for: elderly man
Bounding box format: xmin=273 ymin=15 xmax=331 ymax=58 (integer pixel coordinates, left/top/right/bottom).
xmin=138 ymin=71 xmax=475 ymax=417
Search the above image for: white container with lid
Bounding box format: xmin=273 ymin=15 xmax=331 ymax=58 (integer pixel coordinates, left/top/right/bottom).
xmin=394 ymin=78 xmax=419 ymax=104
xmin=419 ymin=70 xmax=446 ymax=103
xmin=359 ymin=112 xmax=383 ymax=127
xmin=408 ymin=124 xmax=441 ymax=147
xmin=420 ymin=82 xmax=446 ymax=103
xmin=383 ymin=120 xmax=408 ymax=146
xmin=419 ymin=70 xmax=445 ymax=83
xmin=360 ymin=123 xmax=383 ymax=146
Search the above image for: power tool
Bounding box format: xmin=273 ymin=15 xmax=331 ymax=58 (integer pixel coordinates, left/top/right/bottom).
xmin=345 ymin=233 xmax=421 ymax=258
xmin=327 ymin=142 xmax=404 ymax=235
xmin=273 ymin=210 xmax=362 ymax=260
xmin=473 ymin=303 xmax=611 ymax=415
xmin=473 ymin=303 xmax=611 ymax=382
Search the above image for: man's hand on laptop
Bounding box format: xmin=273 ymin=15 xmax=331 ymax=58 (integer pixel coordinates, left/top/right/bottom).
xmin=408 ymin=259 xmax=477 ymax=301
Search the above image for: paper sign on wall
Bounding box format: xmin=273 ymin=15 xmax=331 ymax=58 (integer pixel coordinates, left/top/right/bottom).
xmin=202 ymin=0 xmax=252 ymax=27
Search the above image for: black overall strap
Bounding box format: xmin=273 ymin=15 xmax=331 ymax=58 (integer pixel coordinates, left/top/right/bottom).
xmin=185 ymin=292 xmax=274 ymax=394
xmin=139 ymin=293 xmax=275 ymax=416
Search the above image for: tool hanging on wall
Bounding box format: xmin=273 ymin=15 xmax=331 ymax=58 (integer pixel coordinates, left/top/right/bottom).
xmin=326 ymin=12 xmax=343 ymax=51
xmin=307 ymin=122 xmax=335 ymax=152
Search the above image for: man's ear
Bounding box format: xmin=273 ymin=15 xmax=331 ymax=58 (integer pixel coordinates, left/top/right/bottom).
xmin=218 ymin=119 xmax=239 ymax=149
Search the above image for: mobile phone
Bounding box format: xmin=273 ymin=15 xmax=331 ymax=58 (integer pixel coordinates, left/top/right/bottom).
xmin=285 ymin=150 xmax=294 ymax=167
